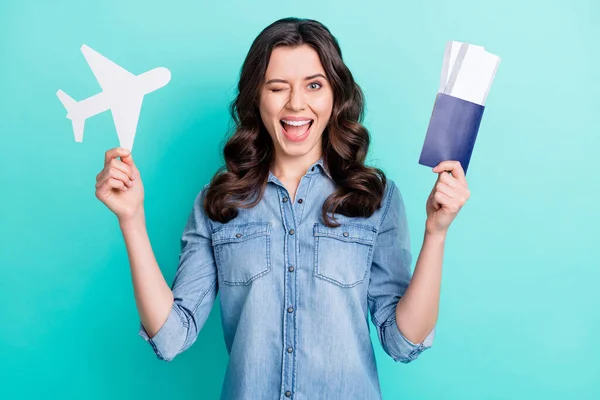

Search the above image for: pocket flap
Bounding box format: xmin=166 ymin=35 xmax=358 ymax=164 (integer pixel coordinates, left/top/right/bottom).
xmin=313 ymin=223 xmax=377 ymax=245
xmin=212 ymin=222 xmax=271 ymax=246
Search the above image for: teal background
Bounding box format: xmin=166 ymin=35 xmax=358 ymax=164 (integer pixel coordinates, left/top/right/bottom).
xmin=1 ymin=0 xmax=598 ymax=398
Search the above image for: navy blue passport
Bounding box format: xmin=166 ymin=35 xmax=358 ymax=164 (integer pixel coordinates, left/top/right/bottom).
xmin=418 ymin=92 xmax=485 ymax=175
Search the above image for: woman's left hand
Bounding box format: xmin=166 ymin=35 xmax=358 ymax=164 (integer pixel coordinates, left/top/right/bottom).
xmin=425 ymin=160 xmax=471 ymax=235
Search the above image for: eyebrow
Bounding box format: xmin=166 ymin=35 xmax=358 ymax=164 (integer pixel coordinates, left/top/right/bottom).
xmin=265 ymin=74 xmax=327 ymax=84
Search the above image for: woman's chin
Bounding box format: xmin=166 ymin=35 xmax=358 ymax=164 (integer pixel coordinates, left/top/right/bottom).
xmin=276 ymin=134 xmax=321 ymax=159
xmin=279 ymin=145 xmax=309 ymax=158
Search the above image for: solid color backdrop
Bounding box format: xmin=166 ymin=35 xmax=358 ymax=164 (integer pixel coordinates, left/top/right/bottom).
xmin=0 ymin=0 xmax=598 ymax=398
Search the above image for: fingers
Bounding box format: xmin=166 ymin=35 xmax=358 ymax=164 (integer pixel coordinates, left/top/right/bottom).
xmin=435 ymin=180 xmax=470 ymax=203
xmin=97 ymin=147 xmax=137 ymax=191
xmin=96 ymin=159 xmax=135 ymax=183
xmin=435 ymin=182 xmax=458 ymax=199
xmin=96 ymin=173 xmax=131 ymax=192
xmin=432 ymin=180 xmax=469 ymax=215
xmin=433 ymin=191 xmax=452 ymax=210
xmin=105 ymin=147 xmax=131 ymax=165
xmin=95 ymin=177 xmax=128 ymax=198
xmin=101 ymin=147 xmax=137 ymax=179
xmin=119 ymin=154 xmax=139 ymax=180
xmin=106 ymin=177 xmax=128 ymax=192
xmin=98 ymin=167 xmax=134 ymax=188
xmin=438 ymin=170 xmax=461 ymax=188
xmin=110 ymin=158 xmax=135 ymax=180
xmin=433 ymin=160 xmax=466 ymax=185
xmin=120 ymin=151 xmax=137 ymax=169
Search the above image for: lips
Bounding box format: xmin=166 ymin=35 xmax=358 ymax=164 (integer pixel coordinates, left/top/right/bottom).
xmin=280 ymin=119 xmax=313 ymax=142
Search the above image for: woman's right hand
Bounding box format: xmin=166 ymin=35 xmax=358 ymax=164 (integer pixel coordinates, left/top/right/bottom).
xmin=95 ymin=147 xmax=144 ymax=223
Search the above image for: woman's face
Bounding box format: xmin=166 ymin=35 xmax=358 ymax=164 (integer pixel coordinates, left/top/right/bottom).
xmin=259 ymin=44 xmax=334 ymax=164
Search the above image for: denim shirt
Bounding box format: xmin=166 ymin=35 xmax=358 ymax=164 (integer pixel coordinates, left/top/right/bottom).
xmin=139 ymin=158 xmax=435 ymax=400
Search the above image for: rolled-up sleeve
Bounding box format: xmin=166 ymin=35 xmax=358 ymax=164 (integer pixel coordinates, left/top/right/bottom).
xmin=367 ymin=181 xmax=435 ymax=363
xmin=138 ymin=186 xmax=218 ymax=362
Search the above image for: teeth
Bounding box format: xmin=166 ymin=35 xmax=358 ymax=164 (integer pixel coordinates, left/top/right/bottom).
xmin=282 ymin=119 xmax=312 ymax=127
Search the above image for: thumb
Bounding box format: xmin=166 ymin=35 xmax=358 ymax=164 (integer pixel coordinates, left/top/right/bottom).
xmin=120 ymin=152 xmax=139 ymax=175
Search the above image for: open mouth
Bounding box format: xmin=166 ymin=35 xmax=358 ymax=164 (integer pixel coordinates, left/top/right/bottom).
xmin=280 ymin=119 xmax=314 ymax=138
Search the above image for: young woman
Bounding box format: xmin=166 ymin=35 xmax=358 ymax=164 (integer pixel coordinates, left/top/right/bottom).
xmin=95 ymin=17 xmax=470 ymax=400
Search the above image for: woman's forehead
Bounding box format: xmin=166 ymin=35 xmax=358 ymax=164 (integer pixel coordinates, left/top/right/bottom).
xmin=265 ymin=45 xmax=326 ymax=81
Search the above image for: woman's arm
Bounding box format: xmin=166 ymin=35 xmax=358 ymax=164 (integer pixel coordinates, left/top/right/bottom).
xmin=120 ymin=210 xmax=174 ymax=338
xmin=94 ymin=147 xmax=175 ymax=338
xmin=395 ymin=230 xmax=445 ymax=344
xmin=395 ymin=160 xmax=470 ymax=344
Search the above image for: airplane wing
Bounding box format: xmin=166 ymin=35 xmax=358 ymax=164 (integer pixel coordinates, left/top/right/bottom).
xmin=80 ymin=44 xmax=136 ymax=93
xmin=110 ymin=94 xmax=144 ymax=151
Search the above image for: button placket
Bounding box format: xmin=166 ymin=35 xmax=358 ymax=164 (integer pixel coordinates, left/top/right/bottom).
xmin=293 ymin=174 xmax=311 ymax=224
xmin=278 ymin=186 xmax=298 ymax=399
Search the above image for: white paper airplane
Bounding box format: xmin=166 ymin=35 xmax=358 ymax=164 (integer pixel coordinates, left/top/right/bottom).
xmin=56 ymin=44 xmax=171 ymax=151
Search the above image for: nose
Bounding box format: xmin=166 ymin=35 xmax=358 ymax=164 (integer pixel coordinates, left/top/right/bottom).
xmin=287 ymin=87 xmax=306 ymax=111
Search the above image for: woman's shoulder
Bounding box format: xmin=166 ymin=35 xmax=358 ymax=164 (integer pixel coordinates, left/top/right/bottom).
xmin=378 ymin=177 xmax=409 ymax=222
xmin=382 ymin=177 xmax=404 ymax=205
xmin=189 ymin=182 xmax=211 ymax=209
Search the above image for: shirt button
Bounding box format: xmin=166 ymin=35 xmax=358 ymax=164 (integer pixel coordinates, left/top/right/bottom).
xmin=235 ymin=233 xmax=242 ymax=238
xmin=287 ymin=347 xmax=293 ymax=353
xmin=343 ymin=232 xmax=349 ymax=237
xmin=288 ymin=266 xmax=295 ymax=272
xmin=289 ymin=229 xmax=295 ymax=235
xmin=285 ymin=391 xmax=292 ymax=397
xmin=297 ymin=198 xmax=303 ymax=204
xmin=287 ymin=307 xmax=294 ymax=313
xmin=282 ymin=196 xmax=288 ymax=203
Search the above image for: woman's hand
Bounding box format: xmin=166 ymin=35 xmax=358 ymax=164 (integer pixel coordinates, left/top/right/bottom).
xmin=425 ymin=160 xmax=470 ymax=235
xmin=95 ymin=147 xmax=144 ymax=223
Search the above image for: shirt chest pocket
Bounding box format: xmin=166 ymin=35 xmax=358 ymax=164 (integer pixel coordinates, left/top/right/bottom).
xmin=313 ymin=223 xmax=378 ymax=288
xmin=212 ymin=222 xmax=272 ymax=286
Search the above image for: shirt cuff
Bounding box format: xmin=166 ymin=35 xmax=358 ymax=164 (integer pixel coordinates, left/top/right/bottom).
xmin=383 ymin=316 xmax=435 ymax=363
xmin=138 ymin=303 xmax=187 ymax=362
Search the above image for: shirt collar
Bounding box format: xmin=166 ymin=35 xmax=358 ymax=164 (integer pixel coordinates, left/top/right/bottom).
xmin=267 ymin=157 xmax=331 ymax=183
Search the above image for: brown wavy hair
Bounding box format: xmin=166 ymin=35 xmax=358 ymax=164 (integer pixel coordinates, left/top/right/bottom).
xmin=204 ymin=17 xmax=387 ymax=227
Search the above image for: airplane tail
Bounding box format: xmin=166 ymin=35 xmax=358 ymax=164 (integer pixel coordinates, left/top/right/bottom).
xmin=56 ymin=89 xmax=76 ymax=111
xmin=56 ymin=89 xmax=85 ymax=142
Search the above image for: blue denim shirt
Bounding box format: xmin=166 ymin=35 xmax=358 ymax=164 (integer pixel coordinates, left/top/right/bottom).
xmin=139 ymin=158 xmax=435 ymax=399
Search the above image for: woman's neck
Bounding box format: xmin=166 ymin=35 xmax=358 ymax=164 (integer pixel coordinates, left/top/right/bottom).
xmin=270 ymin=152 xmax=322 ymax=182
xmin=270 ymin=151 xmax=322 ymax=201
